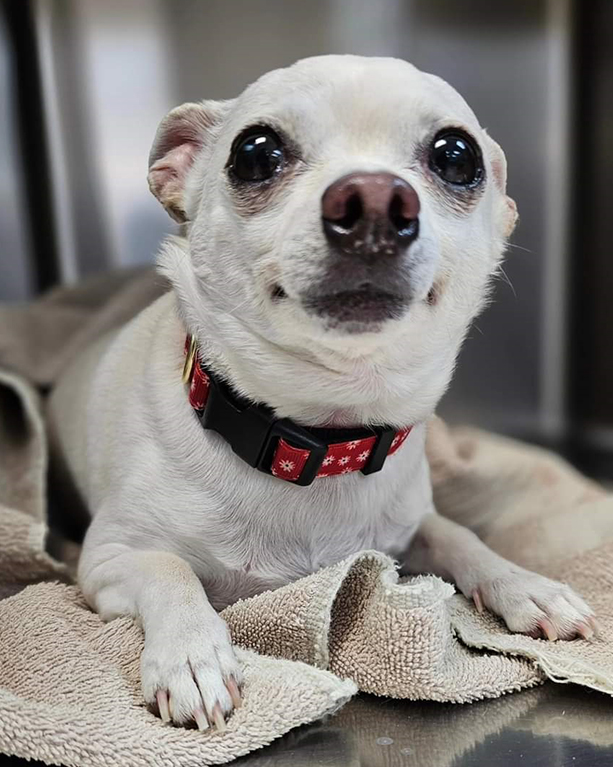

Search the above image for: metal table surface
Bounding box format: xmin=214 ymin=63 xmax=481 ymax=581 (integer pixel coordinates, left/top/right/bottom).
xmin=233 ymin=684 xmax=613 ymax=767
xmin=5 ymin=683 xmax=612 ymax=766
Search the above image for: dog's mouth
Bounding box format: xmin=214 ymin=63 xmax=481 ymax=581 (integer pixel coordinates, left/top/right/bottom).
xmin=302 ymin=285 xmax=408 ymax=328
xmin=269 ymin=277 xmax=412 ymax=332
xmin=270 ymin=284 xmax=287 ymax=300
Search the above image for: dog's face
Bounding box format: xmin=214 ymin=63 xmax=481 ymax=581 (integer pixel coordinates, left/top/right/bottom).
xmin=150 ymin=56 xmax=516 ymax=421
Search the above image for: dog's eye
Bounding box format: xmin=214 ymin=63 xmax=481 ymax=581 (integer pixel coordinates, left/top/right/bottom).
xmin=429 ymin=131 xmax=483 ymax=187
xmin=230 ymin=129 xmax=284 ymax=182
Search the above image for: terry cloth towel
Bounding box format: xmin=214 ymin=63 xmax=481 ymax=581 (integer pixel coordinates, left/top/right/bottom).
xmin=1 ymin=266 xmax=613 ymax=766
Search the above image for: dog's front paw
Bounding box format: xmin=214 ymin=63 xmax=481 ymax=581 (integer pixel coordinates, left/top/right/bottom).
xmin=469 ymin=567 xmax=597 ymax=641
xmin=141 ymin=613 xmax=242 ymax=730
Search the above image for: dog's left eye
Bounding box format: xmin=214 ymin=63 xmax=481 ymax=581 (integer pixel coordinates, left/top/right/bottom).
xmin=429 ymin=130 xmax=483 ymax=187
xmin=230 ymin=129 xmax=284 ymax=182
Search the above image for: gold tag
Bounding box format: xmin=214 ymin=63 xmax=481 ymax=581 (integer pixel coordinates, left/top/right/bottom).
xmin=182 ymin=335 xmax=198 ymax=384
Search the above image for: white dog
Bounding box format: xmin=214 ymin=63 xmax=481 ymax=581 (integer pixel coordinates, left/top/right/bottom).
xmin=48 ymin=55 xmax=595 ymax=731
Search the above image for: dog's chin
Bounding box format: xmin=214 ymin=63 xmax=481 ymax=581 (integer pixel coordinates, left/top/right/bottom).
xmin=301 ymin=288 xmax=409 ymax=335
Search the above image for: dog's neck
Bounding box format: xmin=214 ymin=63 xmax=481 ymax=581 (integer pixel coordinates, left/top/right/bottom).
xmin=161 ymin=238 xmax=456 ymax=429
xmin=179 ymin=303 xmax=451 ymax=430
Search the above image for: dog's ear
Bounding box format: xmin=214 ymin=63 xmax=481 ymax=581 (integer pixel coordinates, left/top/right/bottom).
xmin=148 ymin=101 xmax=227 ymax=223
xmin=483 ymin=132 xmax=518 ymax=239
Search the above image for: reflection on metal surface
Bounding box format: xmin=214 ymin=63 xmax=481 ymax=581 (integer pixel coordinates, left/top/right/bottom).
xmin=234 ymin=685 xmax=613 ymax=766
xmin=3 ymin=683 xmax=613 ymax=766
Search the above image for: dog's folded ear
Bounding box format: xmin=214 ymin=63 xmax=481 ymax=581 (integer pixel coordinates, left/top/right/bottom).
xmin=148 ymin=101 xmax=227 ymax=223
xmin=483 ymin=131 xmax=518 ymax=239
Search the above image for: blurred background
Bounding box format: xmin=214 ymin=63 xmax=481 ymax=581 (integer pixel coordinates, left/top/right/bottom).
xmin=1 ymin=0 xmax=611 ymax=474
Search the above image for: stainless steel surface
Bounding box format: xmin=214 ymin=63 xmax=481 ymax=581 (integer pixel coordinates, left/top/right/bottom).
xmin=232 ymin=684 xmax=613 ymax=766
xmin=26 ymin=0 xmax=573 ymax=440
xmin=4 ymin=682 xmax=613 ymax=766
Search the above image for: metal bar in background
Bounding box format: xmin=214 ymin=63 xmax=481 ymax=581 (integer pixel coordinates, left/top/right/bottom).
xmin=539 ymin=0 xmax=574 ymax=444
xmin=2 ymin=0 xmax=59 ymax=294
xmin=568 ymin=0 xmax=613 ymax=477
xmin=0 ymin=3 xmax=32 ymax=301
xmin=31 ymin=0 xmax=174 ymax=280
xmin=34 ymin=0 xmax=80 ymax=286
xmin=32 ymin=0 xmax=116 ymax=283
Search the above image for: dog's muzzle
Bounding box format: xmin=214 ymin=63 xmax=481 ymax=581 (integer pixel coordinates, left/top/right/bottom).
xmin=303 ymin=172 xmax=420 ymax=328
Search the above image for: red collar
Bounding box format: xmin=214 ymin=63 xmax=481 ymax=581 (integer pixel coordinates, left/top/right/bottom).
xmin=183 ymin=335 xmax=412 ymax=485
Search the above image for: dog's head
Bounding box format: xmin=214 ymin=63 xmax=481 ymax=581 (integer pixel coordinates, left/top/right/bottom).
xmin=150 ymin=56 xmax=517 ymax=424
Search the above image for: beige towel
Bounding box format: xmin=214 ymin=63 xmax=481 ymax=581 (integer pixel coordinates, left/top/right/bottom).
xmin=223 ymin=551 xmax=540 ymax=702
xmin=0 ymin=581 xmax=355 ymax=767
xmin=2 ymin=267 xmax=613 ymax=766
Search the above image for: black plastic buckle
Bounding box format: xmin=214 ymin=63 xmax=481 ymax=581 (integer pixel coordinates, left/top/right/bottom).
xmin=257 ymin=419 xmax=329 ymax=486
xmin=198 ymin=372 xmax=328 ymax=486
xmin=360 ymin=428 xmax=396 ymax=476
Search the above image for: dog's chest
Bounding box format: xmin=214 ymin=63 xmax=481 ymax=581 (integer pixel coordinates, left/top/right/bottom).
xmin=164 ymin=426 xmax=431 ymax=599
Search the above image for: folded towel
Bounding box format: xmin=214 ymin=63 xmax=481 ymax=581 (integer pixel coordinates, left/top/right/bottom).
xmin=0 ymin=578 xmax=355 ymax=767
xmin=2 ymin=266 xmax=613 ymax=766
xmin=222 ymin=550 xmax=540 ymax=702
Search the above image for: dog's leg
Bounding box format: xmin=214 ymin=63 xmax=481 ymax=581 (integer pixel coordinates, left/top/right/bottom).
xmin=404 ymin=512 xmax=597 ymax=640
xmin=79 ymin=540 xmax=242 ymax=729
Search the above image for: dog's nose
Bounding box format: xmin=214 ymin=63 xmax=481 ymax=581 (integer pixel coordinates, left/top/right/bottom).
xmin=321 ymin=172 xmax=420 ymax=258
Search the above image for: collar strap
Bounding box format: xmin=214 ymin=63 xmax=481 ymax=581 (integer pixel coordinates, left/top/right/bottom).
xmin=183 ymin=335 xmax=412 ymax=486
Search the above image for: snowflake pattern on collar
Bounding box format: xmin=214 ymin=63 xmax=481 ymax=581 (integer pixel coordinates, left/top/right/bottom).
xmin=270 ymin=427 xmax=411 ymax=482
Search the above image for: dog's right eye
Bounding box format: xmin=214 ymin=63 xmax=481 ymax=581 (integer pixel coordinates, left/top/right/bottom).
xmin=230 ymin=128 xmax=284 ymax=182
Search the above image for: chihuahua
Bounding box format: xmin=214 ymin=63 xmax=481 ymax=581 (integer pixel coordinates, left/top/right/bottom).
xmin=48 ymin=55 xmax=595 ymax=731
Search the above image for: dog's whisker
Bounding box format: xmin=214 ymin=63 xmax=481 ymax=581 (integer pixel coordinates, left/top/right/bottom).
xmin=473 ymin=323 xmax=485 ymax=337
xmin=506 ymin=242 xmax=533 ymax=254
xmin=496 ymin=266 xmax=517 ymax=298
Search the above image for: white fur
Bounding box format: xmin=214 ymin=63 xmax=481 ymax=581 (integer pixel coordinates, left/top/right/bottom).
xmin=48 ymin=55 xmax=593 ymax=729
